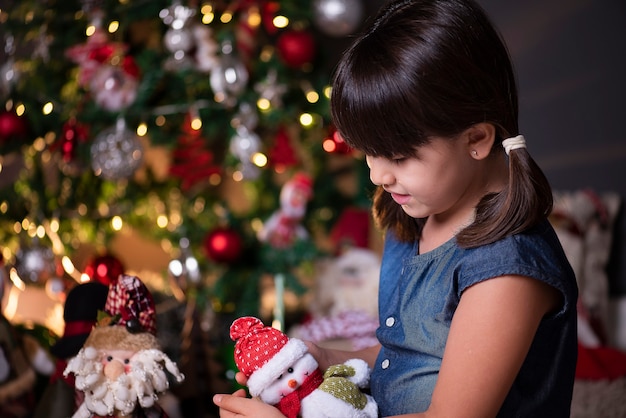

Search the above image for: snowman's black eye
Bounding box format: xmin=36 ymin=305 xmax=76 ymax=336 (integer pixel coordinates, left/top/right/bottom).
xmin=288 ymin=367 xmax=294 ymax=373
xmin=277 ymin=374 xmax=283 ymax=380
xmin=106 ymin=356 xmax=113 ymax=362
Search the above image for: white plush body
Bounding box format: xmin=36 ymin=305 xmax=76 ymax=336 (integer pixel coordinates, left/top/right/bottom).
xmin=257 ymin=351 xmax=377 ymax=418
xmin=300 ymin=389 xmax=378 ymax=418
xmin=300 ymin=358 xmax=377 ymax=418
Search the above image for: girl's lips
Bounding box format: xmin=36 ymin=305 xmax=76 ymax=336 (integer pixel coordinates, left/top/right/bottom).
xmin=390 ymin=192 xmax=411 ymax=205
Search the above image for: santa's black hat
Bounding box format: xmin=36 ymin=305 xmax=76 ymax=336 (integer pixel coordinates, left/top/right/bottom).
xmin=50 ymin=281 xmax=108 ymax=359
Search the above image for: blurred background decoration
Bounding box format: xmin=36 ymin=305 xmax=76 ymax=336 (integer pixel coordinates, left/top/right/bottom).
xmin=0 ymin=1 xmax=379 ymax=411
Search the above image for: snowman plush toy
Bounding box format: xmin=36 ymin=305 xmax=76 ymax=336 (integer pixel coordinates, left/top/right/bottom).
xmin=230 ymin=316 xmax=378 ymax=418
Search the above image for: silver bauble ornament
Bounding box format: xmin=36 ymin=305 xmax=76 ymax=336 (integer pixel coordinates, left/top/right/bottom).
xmin=91 ymin=117 xmax=143 ymax=180
xmin=1 ymin=35 xmax=18 ymax=98
xmin=230 ymin=126 xmax=262 ymax=180
xmin=230 ymin=126 xmax=261 ymax=163
xmin=231 ymin=102 xmax=259 ymax=132
xmin=0 ymin=59 xmax=18 ymax=98
xmin=14 ymin=243 xmax=56 ymax=285
xmin=163 ymin=27 xmax=195 ymax=71
xmin=210 ymin=41 xmax=249 ymax=106
xmin=164 ymin=27 xmax=194 ymax=53
xmin=313 ymin=0 xmax=364 ymax=37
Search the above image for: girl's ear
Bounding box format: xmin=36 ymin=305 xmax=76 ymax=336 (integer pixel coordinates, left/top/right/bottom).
xmin=466 ymin=123 xmax=496 ymax=160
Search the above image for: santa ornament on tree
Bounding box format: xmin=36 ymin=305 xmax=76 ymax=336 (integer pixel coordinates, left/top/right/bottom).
xmin=64 ymin=274 xmax=184 ymax=418
xmin=258 ymin=172 xmax=313 ymax=248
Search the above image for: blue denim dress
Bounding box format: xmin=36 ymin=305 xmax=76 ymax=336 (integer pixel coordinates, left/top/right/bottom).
xmin=372 ymin=219 xmax=578 ymax=417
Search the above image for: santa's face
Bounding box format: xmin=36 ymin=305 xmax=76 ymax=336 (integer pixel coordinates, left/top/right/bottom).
xmin=101 ymin=348 xmax=134 ymax=381
xmin=66 ymin=345 xmax=176 ymax=417
xmin=259 ymin=352 xmax=319 ymax=405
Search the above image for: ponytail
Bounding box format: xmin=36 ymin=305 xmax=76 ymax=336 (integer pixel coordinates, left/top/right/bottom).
xmin=456 ymin=141 xmax=553 ymax=248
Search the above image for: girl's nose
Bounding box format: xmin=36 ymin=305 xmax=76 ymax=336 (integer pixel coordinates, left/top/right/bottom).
xmin=366 ymin=156 xmax=395 ymax=187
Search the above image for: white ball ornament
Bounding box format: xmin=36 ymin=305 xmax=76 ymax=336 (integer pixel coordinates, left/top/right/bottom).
xmin=313 ymin=0 xmax=364 ymax=37
xmin=91 ymin=118 xmax=143 ymax=180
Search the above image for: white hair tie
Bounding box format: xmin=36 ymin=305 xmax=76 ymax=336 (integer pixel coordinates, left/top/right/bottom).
xmin=502 ymin=135 xmax=526 ymax=155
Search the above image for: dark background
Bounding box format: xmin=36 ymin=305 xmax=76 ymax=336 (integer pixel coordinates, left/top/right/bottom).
xmin=329 ymin=0 xmax=626 ymax=295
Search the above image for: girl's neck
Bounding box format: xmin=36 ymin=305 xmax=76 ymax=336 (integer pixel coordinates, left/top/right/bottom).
xmin=419 ymin=209 xmax=474 ymax=253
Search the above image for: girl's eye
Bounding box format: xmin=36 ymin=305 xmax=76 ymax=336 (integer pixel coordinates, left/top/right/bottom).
xmin=391 ymin=157 xmax=406 ymax=165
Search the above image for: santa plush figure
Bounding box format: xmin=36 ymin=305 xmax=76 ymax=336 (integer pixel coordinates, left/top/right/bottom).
xmin=258 ymin=172 xmax=313 ymax=248
xmin=230 ymin=316 xmax=377 ymax=418
xmin=64 ymin=274 xmax=184 ymax=418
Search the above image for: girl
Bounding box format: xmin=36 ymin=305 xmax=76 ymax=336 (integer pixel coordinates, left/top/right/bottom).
xmin=213 ymin=0 xmax=578 ymax=416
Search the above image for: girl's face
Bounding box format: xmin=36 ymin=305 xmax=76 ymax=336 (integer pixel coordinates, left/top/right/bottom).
xmin=366 ymin=136 xmax=479 ymax=221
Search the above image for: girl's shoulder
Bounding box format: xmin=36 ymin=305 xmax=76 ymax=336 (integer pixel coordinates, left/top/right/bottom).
xmin=466 ymin=218 xmax=565 ymax=260
xmin=458 ymin=219 xmax=577 ymax=308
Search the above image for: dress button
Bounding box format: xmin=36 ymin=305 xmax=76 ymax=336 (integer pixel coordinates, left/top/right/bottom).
xmin=385 ymin=317 xmax=395 ymax=327
xmin=381 ymin=359 xmax=390 ymax=369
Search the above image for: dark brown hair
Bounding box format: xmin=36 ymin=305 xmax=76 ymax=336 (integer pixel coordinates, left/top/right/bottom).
xmin=330 ymin=0 xmax=553 ymax=248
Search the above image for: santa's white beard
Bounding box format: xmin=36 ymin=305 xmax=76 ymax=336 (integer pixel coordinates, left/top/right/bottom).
xmin=65 ymin=347 xmax=184 ymax=417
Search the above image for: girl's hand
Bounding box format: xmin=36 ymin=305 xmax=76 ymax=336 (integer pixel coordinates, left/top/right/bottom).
xmin=235 ymin=371 xmax=248 ymax=386
xmin=213 ymin=389 xmax=286 ymax=418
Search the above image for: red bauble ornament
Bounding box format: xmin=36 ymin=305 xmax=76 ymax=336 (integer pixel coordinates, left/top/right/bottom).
xmin=0 ymin=110 xmax=28 ymax=143
xmin=276 ymin=30 xmax=316 ymax=68
xmin=323 ymin=127 xmax=353 ymax=155
xmin=84 ymin=253 xmax=125 ymax=285
xmin=203 ymin=227 xmax=243 ymax=264
xmin=269 ymin=126 xmax=298 ymax=168
xmin=56 ymin=118 xmax=89 ymax=162
xmin=262 ymin=2 xmax=281 ymax=35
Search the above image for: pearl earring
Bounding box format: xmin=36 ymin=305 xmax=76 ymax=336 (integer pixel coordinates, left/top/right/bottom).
xmin=472 ymin=150 xmax=478 ymax=157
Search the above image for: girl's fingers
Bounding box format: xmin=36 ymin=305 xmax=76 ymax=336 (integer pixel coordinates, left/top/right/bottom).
xmin=235 ymin=371 xmax=248 ymax=386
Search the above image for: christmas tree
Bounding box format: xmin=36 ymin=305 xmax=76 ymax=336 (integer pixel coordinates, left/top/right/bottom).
xmin=0 ymin=0 xmax=374 ymax=330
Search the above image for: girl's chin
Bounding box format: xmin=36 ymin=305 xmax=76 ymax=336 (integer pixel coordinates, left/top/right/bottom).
xmin=399 ymin=204 xmax=430 ymax=219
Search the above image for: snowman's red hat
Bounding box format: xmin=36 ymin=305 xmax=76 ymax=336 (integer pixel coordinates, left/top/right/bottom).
xmin=230 ymin=316 xmax=308 ymax=396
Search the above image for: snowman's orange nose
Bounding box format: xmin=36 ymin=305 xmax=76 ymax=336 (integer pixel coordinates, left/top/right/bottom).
xmin=288 ymin=379 xmax=298 ymax=389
